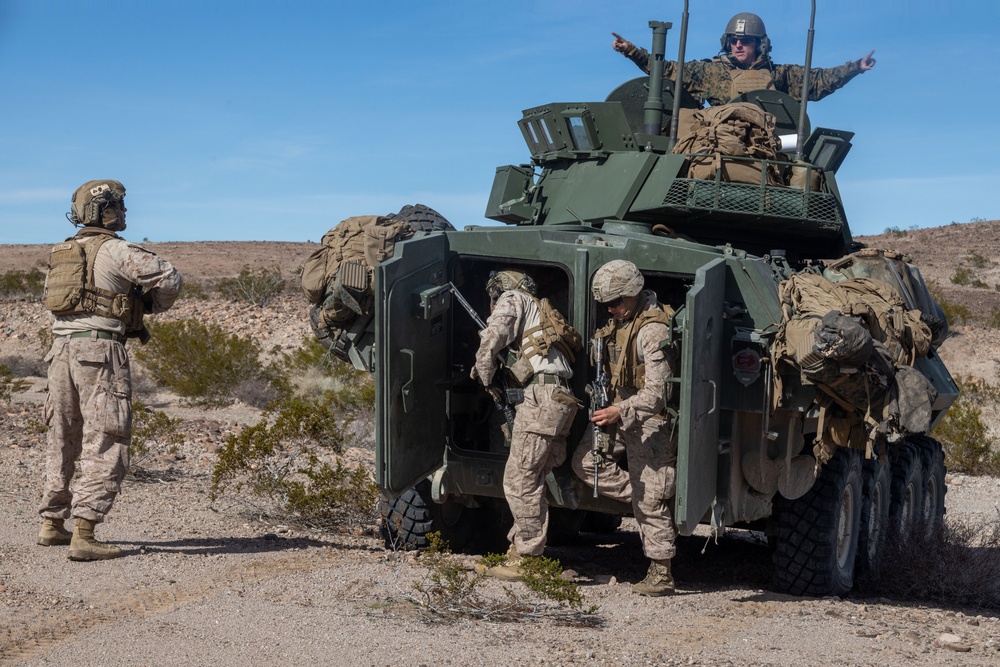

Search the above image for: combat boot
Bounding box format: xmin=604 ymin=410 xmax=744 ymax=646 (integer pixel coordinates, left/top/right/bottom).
xmin=37 ymin=518 xmax=72 ymax=546
xmin=485 ymin=544 xmax=525 ymax=581
xmin=68 ymin=518 xmax=123 ymax=561
xmin=631 ymin=559 xmax=675 ymax=597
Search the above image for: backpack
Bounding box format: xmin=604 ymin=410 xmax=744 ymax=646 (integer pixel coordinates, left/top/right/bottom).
xmin=301 ymin=215 xmax=415 ymax=327
xmin=43 ymin=229 xmax=132 ymax=321
xmin=672 ymin=102 xmax=784 ymax=185
xmin=521 ymin=297 xmax=583 ymax=363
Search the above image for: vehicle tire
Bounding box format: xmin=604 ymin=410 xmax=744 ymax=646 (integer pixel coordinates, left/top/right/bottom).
xmin=913 ymin=435 xmax=947 ymax=537
xmin=771 ymin=448 xmax=864 ymax=597
xmin=396 ymin=204 xmax=454 ymax=232
xmin=855 ymin=456 xmax=890 ymax=576
xmin=581 ymin=511 xmax=623 ymax=535
xmin=379 ymin=480 xmax=476 ymax=551
xmin=888 ymin=440 xmax=923 ymax=542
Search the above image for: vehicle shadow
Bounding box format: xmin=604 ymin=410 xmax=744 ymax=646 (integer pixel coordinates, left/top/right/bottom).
xmin=117 ymin=533 xmax=372 ymax=557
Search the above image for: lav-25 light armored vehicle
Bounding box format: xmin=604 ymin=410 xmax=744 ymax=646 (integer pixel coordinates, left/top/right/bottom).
xmin=330 ymin=12 xmax=958 ymax=597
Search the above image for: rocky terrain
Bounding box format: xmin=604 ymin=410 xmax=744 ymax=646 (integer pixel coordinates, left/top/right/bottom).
xmin=1 ymin=231 xmax=999 ymax=666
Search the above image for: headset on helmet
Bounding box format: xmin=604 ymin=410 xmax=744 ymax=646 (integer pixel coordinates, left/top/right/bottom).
xmin=486 ymin=269 xmax=537 ymax=305
xmin=591 ymin=260 xmax=644 ymax=303
xmin=719 ymin=12 xmax=771 ymax=57
xmin=67 ymin=180 xmax=127 ymax=231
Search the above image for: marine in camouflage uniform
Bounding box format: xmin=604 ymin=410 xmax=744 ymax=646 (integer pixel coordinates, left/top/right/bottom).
xmin=571 ymin=260 xmax=679 ymax=596
xmin=612 ymin=12 xmax=876 ymax=107
xmin=471 ymin=270 xmax=579 ymax=580
xmin=37 ymin=180 xmax=182 ymax=561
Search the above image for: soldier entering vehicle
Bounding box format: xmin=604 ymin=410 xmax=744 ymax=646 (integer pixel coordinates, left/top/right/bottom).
xmin=571 ymin=260 xmax=680 ymax=596
xmin=612 ymin=12 xmax=876 ymax=107
xmin=37 ymin=180 xmax=182 ymax=561
xmin=471 ymin=269 xmax=582 ymax=579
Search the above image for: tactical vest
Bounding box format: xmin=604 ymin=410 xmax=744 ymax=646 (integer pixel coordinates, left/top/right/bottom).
xmin=519 ymin=296 xmax=582 ymax=363
xmin=727 ymin=67 xmax=776 ymax=99
xmin=44 ymin=227 xmax=135 ymax=323
xmin=597 ymin=295 xmax=674 ymax=394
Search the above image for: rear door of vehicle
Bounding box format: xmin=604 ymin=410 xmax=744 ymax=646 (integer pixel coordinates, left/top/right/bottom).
xmin=674 ymin=258 xmax=725 ymax=535
xmin=374 ymin=233 xmax=451 ymax=496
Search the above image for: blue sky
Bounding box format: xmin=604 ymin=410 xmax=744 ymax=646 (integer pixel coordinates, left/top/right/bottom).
xmin=1 ymin=0 xmax=997 ymax=245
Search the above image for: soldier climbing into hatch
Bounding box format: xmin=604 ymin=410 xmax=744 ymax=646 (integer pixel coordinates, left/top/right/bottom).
xmin=611 ymin=12 xmax=876 ymax=107
xmin=571 ymin=260 xmax=680 ymax=596
xmin=470 ymin=270 xmax=583 ymax=580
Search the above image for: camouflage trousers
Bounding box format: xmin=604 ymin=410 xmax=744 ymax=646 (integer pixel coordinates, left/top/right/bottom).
xmin=504 ymin=383 xmax=578 ymax=556
xmin=572 ymin=417 xmax=678 ymax=560
xmin=38 ymin=337 xmax=132 ymax=524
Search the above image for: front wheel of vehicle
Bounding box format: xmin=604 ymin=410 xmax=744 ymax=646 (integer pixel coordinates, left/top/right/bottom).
xmin=379 ymin=480 xmax=476 ymax=551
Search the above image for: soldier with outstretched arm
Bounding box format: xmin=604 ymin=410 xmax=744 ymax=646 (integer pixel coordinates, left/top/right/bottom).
xmin=611 ymin=12 xmax=876 ymax=107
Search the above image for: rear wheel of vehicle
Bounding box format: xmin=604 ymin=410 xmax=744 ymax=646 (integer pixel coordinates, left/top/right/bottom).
xmin=379 ymin=481 xmax=476 ymax=551
xmin=855 ymin=456 xmax=890 ymax=576
xmin=772 ymin=448 xmax=863 ymax=597
xmin=914 ymin=435 xmax=947 ymax=537
xmin=888 ymin=441 xmax=923 ymax=542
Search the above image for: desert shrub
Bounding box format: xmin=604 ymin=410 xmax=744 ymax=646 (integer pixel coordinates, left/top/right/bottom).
xmin=37 ymin=327 xmax=54 ymax=354
xmin=403 ymin=533 xmax=595 ymax=623
xmin=216 ymin=266 xmax=286 ymax=307
xmin=178 ymin=278 xmax=211 ymax=301
xmin=135 ymin=318 xmax=274 ymax=406
xmin=883 ymin=226 xmax=906 ymax=237
xmin=854 ymin=513 xmax=1000 ymax=609
xmin=950 ymin=266 xmax=989 ymax=289
xmin=210 ymin=392 xmax=377 ymax=530
xmin=0 ymin=268 xmax=45 ymax=300
xmin=275 ymin=336 xmax=374 ymax=403
xmin=966 ymin=250 xmax=991 ymax=269
xmin=129 ymin=401 xmax=184 ymax=473
xmin=988 ymin=308 xmax=1000 ymax=329
xmin=926 ymin=282 xmax=972 ymax=326
xmin=934 ymin=377 xmax=1000 ymax=476
xmin=0 ymin=363 xmax=28 ymax=402
xmin=0 ymin=354 xmax=46 ymax=378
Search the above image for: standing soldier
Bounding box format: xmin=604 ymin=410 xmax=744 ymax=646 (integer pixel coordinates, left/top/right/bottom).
xmin=471 ymin=270 xmax=581 ymax=579
xmin=37 ymin=180 xmax=182 ymax=561
xmin=571 ymin=260 xmax=680 ymax=596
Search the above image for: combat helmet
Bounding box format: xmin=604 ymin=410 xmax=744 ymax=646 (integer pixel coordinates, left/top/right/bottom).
xmin=486 ymin=269 xmax=537 ymax=305
xmin=720 ymin=12 xmax=771 ymax=57
xmin=592 ymin=260 xmax=644 ymax=303
xmin=67 ymin=180 xmax=127 ymax=231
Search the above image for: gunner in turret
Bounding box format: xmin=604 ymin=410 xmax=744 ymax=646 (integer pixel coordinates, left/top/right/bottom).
xmin=611 ymin=12 xmax=875 ymax=108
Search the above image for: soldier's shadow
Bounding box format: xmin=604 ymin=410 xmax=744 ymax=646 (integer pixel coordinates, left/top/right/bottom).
xmin=118 ymin=533 xmax=367 ymax=557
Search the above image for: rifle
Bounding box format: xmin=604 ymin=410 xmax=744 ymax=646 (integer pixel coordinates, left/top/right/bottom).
xmin=585 ymin=336 xmax=611 ymax=498
xmin=447 ymin=284 xmax=518 ymax=437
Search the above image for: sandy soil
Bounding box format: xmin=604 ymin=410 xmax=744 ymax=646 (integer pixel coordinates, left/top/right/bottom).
xmin=2 ymin=232 xmax=1000 ymax=666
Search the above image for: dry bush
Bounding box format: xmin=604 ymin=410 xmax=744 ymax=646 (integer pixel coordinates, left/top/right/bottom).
xmin=935 ymin=376 xmax=1000 ymax=475
xmin=0 ymin=268 xmax=45 ymax=300
xmin=129 ymin=401 xmax=184 ymax=475
xmin=0 ymin=363 xmax=27 ymax=402
xmin=215 ymin=266 xmax=287 ymax=307
xmin=135 ymin=318 xmax=276 ymax=406
xmin=854 ymin=513 xmax=1000 ymax=610
xmin=397 ymin=533 xmax=597 ymax=624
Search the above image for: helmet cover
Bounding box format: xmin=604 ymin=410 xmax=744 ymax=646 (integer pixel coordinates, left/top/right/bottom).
xmin=486 ymin=269 xmax=537 ymax=304
xmin=69 ymin=180 xmax=126 ymax=229
xmin=591 ymin=260 xmax=644 ymax=303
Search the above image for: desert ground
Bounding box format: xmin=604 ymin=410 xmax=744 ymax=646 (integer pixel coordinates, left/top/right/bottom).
xmin=1 ymin=227 xmax=999 ymax=666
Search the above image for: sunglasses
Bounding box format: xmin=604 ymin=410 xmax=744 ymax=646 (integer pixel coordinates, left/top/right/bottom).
xmin=604 ymin=297 xmax=625 ymax=309
xmin=729 ymin=35 xmax=758 ymax=46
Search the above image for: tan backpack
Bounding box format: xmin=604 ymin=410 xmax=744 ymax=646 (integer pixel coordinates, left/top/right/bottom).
xmin=301 ymin=215 xmax=415 ymax=326
xmin=44 ymin=229 xmax=133 ymax=321
xmin=672 ymin=102 xmax=784 ymax=185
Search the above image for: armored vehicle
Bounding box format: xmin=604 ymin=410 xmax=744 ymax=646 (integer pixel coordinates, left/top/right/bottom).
xmin=328 ymin=14 xmax=957 ymax=597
